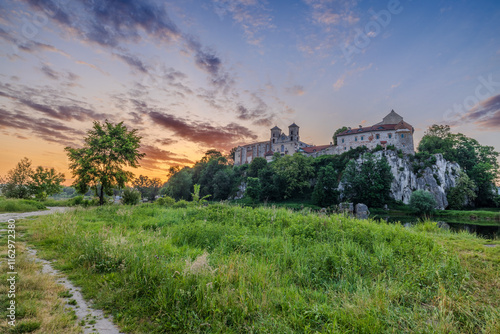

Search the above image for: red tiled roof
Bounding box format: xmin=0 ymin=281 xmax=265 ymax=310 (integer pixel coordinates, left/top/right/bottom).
xmin=337 ymin=120 xmax=413 ymax=137
xmin=301 ymin=144 xmax=331 ymax=153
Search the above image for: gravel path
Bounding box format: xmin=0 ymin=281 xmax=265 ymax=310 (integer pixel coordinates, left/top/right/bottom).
xmin=0 ymin=206 xmax=73 ymax=222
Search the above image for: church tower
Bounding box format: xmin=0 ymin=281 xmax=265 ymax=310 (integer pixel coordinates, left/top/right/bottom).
xmin=288 ymin=123 xmax=299 ymax=142
xmin=270 ymin=126 xmax=281 ymax=144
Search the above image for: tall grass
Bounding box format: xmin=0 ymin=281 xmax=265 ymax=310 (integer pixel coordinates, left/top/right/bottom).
xmin=25 ymin=204 xmax=499 ymax=333
xmin=0 ymin=198 xmax=46 ymax=213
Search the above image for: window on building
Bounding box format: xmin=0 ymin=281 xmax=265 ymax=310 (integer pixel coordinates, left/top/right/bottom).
xmin=376 ymin=134 xmax=380 ymax=139
xmin=281 ymin=145 xmax=284 ymax=152
xmin=344 ymin=147 xmax=346 ymax=150
xmin=342 ymin=138 xmax=344 ymax=143
xmin=361 ymin=136 xmax=364 ymax=140
xmin=355 ymin=137 xmax=357 ymax=141
xmin=401 ymin=134 xmax=405 ymax=138
xmin=388 ymin=133 xmax=392 ymax=139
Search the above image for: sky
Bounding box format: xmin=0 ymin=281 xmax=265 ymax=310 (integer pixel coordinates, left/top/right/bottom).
xmin=0 ymin=0 xmax=499 ymax=184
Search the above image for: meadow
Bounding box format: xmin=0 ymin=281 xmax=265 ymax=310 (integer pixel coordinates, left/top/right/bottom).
xmin=15 ymin=204 xmax=500 ymax=333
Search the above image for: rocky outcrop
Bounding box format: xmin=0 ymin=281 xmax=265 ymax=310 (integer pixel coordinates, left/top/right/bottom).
xmin=374 ymin=151 xmax=461 ymax=209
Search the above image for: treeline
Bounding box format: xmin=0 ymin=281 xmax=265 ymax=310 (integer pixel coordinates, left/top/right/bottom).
xmin=164 ymin=147 xmax=395 ymax=208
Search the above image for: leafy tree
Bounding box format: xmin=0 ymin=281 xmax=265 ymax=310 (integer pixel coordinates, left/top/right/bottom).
xmin=257 ymin=166 xmax=283 ymax=201
xmin=342 ymin=153 xmax=393 ymax=207
xmin=333 ymin=126 xmax=348 ymax=146
xmin=213 ymin=169 xmax=234 ymax=200
xmin=312 ymin=164 xmax=339 ymax=207
xmin=121 ymin=187 xmax=141 ymax=205
xmin=1 ymin=157 xmax=34 ymax=199
xmin=246 ymin=177 xmax=261 ymax=202
xmin=30 ymin=166 xmax=65 ymax=199
xmin=191 ymin=184 xmax=210 ymax=205
xmin=165 ymin=167 xmax=193 ymax=201
xmin=65 ymin=120 xmax=145 ymax=205
xmin=248 ymin=157 xmax=267 ymax=177
xmin=409 ymin=190 xmax=437 ymax=215
xmin=271 ymin=153 xmax=314 ymax=199
xmin=447 ymin=171 xmax=477 ymax=210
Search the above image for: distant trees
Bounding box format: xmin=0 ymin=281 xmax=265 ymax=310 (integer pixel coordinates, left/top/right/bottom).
xmin=65 ymin=120 xmax=145 ymax=205
xmin=0 ymin=157 xmax=65 ymax=199
xmin=419 ymin=124 xmax=499 ymax=207
xmin=312 ymin=164 xmax=339 ymax=207
xmin=132 ymin=175 xmax=162 ymax=202
xmin=446 ymin=171 xmax=477 ymax=210
xmin=333 ymin=126 xmax=348 ymax=146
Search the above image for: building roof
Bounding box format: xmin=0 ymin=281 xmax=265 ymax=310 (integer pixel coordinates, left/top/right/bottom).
xmin=337 ymin=120 xmax=413 ymax=137
xmin=289 ymin=122 xmax=299 ymax=128
xmin=271 ymin=126 xmax=281 ymax=131
xmin=301 ymin=144 xmax=331 ymax=153
xmin=374 ymin=109 xmax=403 ymax=125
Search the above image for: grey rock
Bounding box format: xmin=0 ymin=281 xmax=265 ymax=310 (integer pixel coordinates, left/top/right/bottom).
xmin=339 ymin=202 xmax=354 ymax=213
xmin=355 ymin=203 xmax=370 ymax=219
xmin=436 ymin=221 xmax=450 ymax=230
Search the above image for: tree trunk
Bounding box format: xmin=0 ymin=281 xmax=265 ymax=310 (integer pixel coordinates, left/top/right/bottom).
xmin=99 ymin=184 xmax=104 ymax=205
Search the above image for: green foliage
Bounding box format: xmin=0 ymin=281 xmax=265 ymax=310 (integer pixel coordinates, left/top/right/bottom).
xmin=132 ymin=175 xmax=162 ymax=202
xmin=447 ymin=171 xmax=477 ymax=210
xmin=155 ymin=196 xmax=176 ymax=206
xmin=271 ymin=153 xmax=314 ymax=199
xmin=121 ymin=187 xmax=141 ymax=205
xmin=26 ymin=204 xmax=493 ymax=333
xmin=191 ymin=184 xmax=210 ymax=205
xmin=65 ymin=120 xmax=145 ymax=205
xmin=418 ymin=124 xmax=499 ymax=207
xmin=245 ymin=177 xmax=261 ymax=202
xmin=248 ymin=157 xmax=267 ymax=177
xmin=312 ymin=164 xmax=339 ymax=207
xmin=409 ymin=190 xmax=437 ymax=215
xmin=164 ymin=167 xmax=193 ymax=201
xmin=342 ymin=153 xmax=394 ymax=207
xmin=30 ymin=166 xmax=65 ymax=199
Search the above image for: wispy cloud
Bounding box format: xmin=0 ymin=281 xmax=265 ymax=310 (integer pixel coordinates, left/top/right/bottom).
xmin=459 ymin=94 xmax=500 ymax=129
xmin=333 ymin=62 xmax=372 ymax=91
xmin=139 ymin=145 xmax=193 ymax=171
xmin=285 ymin=84 xmax=305 ymax=96
xmin=213 ymin=0 xmax=275 ymax=46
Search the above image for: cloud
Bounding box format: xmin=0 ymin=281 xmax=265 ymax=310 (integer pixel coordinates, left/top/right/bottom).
xmin=0 ymin=82 xmax=109 ymax=122
xmin=212 ymin=0 xmax=275 ymax=46
xmin=20 ymin=0 xmax=234 ymax=91
xmin=40 ymin=63 xmax=60 ymax=80
xmin=333 ymin=63 xmax=372 ymax=90
xmin=113 ymin=53 xmax=148 ymax=73
xmin=285 ymin=85 xmax=305 ymax=96
xmin=139 ymin=145 xmax=193 ymax=171
xmin=0 ymin=108 xmax=84 ymax=146
xmin=459 ymin=94 xmax=500 ymax=129
xmin=155 ymin=138 xmax=178 ymax=146
xmin=149 ymin=111 xmax=257 ymax=150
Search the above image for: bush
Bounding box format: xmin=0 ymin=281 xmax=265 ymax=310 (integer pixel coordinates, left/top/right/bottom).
xmin=156 ymin=196 xmax=176 ymax=206
xmin=121 ymin=188 xmax=141 ymax=205
xmin=173 ymin=199 xmax=190 ymax=208
xmin=409 ymin=190 xmax=437 ymax=215
xmin=71 ymin=195 xmax=84 ymax=205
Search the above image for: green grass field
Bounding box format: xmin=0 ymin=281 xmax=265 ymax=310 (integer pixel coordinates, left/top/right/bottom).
xmin=22 ymin=204 xmax=499 ymax=333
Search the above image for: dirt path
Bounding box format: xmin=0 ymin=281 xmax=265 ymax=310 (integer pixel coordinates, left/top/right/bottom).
xmin=27 ymin=248 xmax=123 ymax=334
xmin=0 ymin=206 xmax=73 ymax=222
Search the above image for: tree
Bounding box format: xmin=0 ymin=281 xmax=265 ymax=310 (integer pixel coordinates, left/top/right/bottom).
xmin=65 ymin=120 xmax=145 ymax=205
xmin=30 ymin=166 xmax=65 ymax=199
xmin=447 ymin=171 xmax=477 ymax=210
xmin=271 ymin=153 xmax=314 ymax=199
xmin=1 ymin=157 xmax=34 ymax=199
xmin=165 ymin=167 xmax=193 ymax=200
xmin=312 ymin=164 xmax=339 ymax=207
xmin=409 ymin=190 xmax=437 ymax=215
xmin=333 ymin=126 xmax=348 ymax=146
xmin=246 ymin=177 xmax=261 ymax=202
xmin=341 ymin=153 xmax=393 ymax=207
xmin=212 ymin=169 xmax=234 ymax=200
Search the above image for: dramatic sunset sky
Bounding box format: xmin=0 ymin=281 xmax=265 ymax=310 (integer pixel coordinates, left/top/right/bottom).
xmin=1 ymin=0 xmax=499 ymax=183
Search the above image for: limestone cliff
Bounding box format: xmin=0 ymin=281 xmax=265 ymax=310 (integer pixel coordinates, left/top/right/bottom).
xmin=373 ymin=151 xmax=461 ymax=209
